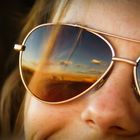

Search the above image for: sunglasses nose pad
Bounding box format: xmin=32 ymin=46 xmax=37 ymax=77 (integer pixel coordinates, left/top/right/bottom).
xmin=93 ymin=67 xmax=113 ymax=91
xmin=135 ymin=58 xmax=140 ymax=97
xmin=94 ymin=78 xmax=106 ymax=90
xmin=131 ymin=84 xmax=140 ymax=100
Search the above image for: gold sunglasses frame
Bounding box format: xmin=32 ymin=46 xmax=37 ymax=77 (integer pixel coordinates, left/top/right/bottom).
xmin=14 ymin=23 xmax=140 ymax=104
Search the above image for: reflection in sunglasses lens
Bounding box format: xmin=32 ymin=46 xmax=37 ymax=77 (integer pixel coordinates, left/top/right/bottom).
xmin=21 ymin=24 xmax=113 ymax=102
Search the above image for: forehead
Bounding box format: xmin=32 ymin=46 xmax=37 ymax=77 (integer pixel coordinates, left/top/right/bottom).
xmin=62 ymin=0 xmax=140 ymax=41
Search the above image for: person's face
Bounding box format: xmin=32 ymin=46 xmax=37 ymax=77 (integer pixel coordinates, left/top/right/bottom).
xmin=24 ymin=1 xmax=140 ymax=140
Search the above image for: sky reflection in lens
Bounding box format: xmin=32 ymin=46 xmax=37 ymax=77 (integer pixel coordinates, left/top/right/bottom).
xmin=22 ymin=25 xmax=112 ymax=83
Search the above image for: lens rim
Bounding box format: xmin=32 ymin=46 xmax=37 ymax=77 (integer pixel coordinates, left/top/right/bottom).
xmin=19 ymin=23 xmax=115 ymax=104
xmin=134 ymin=57 xmax=140 ymax=96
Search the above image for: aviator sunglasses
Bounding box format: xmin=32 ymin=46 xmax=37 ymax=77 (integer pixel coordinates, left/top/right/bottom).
xmin=14 ymin=23 xmax=140 ymax=104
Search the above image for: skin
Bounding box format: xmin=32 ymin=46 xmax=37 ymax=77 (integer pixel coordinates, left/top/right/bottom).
xmin=24 ymin=0 xmax=140 ymax=139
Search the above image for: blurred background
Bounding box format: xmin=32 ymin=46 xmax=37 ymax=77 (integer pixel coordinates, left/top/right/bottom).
xmin=0 ymin=0 xmax=35 ymax=91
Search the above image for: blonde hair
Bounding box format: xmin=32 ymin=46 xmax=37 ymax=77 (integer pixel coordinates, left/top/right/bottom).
xmin=0 ymin=0 xmax=71 ymax=139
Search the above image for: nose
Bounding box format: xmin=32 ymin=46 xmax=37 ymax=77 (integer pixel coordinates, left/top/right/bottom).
xmin=81 ymin=63 xmax=140 ymax=136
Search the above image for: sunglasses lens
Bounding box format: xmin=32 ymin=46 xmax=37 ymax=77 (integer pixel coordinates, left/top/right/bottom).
xmin=21 ymin=24 xmax=113 ymax=103
xmin=136 ymin=60 xmax=140 ymax=91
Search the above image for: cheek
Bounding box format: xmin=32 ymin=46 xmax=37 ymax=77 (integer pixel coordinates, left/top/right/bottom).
xmin=24 ymin=95 xmax=67 ymax=137
xmin=24 ymin=93 xmax=86 ymax=138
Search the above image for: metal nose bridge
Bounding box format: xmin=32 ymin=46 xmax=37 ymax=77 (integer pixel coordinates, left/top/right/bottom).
xmin=112 ymin=57 xmax=137 ymax=66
